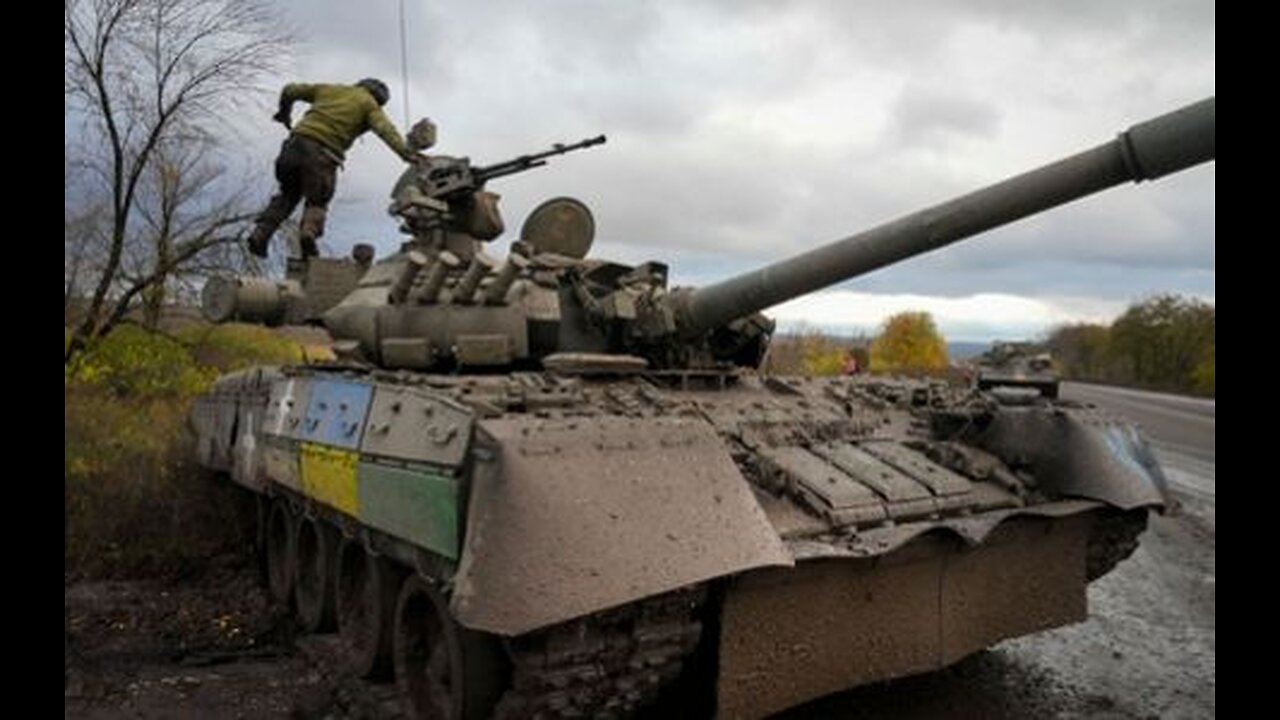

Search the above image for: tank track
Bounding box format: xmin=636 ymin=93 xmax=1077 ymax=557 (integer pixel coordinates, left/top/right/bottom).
xmin=1086 ymin=509 xmax=1149 ymax=582
xmin=493 ymin=586 xmax=706 ymax=719
xmin=292 ymin=580 xmax=705 ymax=720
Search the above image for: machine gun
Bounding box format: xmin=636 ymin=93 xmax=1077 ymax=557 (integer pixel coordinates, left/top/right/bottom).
xmin=418 ymin=134 xmax=607 ymax=200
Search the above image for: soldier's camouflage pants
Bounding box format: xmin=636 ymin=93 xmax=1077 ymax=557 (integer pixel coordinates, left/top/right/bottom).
xmin=250 ymin=135 xmax=340 ymax=257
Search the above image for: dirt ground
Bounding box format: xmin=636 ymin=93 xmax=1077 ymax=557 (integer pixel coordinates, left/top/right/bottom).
xmin=64 ymin=473 xmax=1215 ymax=720
xmin=64 ymin=557 xmax=402 ymax=720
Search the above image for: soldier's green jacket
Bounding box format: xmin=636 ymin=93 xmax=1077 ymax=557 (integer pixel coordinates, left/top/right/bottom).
xmin=281 ymin=83 xmax=413 ymax=162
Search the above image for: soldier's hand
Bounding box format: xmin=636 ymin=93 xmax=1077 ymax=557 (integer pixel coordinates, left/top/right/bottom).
xmin=272 ymin=109 xmax=292 ymax=130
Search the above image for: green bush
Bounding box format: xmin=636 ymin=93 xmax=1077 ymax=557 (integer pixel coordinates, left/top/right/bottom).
xmin=1191 ymin=347 xmax=1215 ymax=396
xmin=67 ymin=324 xmax=216 ymax=397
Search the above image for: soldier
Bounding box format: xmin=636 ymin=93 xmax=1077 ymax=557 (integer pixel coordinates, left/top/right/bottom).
xmin=246 ymin=78 xmax=423 ymax=259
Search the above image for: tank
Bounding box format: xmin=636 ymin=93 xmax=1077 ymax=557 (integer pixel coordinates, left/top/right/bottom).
xmin=191 ymin=97 xmax=1214 ymax=719
xmin=975 ymin=341 xmax=1060 ymax=398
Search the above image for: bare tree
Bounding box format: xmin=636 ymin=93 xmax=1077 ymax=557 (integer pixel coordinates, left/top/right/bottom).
xmin=65 ymin=201 xmax=105 ymax=321
xmin=125 ymin=136 xmax=258 ymax=328
xmin=64 ymin=0 xmax=288 ymax=360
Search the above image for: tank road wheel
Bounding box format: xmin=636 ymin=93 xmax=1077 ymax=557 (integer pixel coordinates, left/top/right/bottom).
xmin=294 ymin=516 xmax=339 ymax=633
xmin=393 ymin=575 xmax=505 ymax=720
xmin=336 ymin=539 xmax=403 ymax=679
xmin=254 ymin=495 xmax=269 ymax=585
xmin=264 ymin=499 xmax=296 ymax=607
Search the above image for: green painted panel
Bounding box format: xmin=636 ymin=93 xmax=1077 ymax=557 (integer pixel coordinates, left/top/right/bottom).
xmin=358 ymin=462 xmax=460 ymax=560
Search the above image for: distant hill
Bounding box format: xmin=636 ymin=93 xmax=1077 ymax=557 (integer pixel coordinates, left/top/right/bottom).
xmin=948 ymin=341 xmax=989 ymax=360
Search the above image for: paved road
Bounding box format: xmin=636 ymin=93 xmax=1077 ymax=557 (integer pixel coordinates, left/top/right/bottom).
xmin=1063 ymin=381 xmax=1215 ymax=461
xmin=1062 ymin=382 xmax=1215 ymax=510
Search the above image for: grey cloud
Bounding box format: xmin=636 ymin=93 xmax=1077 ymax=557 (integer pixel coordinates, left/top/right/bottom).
xmin=241 ymin=0 xmax=1214 ymax=311
xmin=892 ymin=89 xmax=1001 ymax=148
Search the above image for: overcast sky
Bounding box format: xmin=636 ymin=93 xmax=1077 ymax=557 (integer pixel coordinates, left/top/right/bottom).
xmin=245 ymin=0 xmax=1214 ymax=341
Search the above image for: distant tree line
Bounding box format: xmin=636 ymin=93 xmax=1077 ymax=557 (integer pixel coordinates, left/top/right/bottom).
xmin=763 ymin=311 xmax=948 ymax=376
xmin=1047 ymin=294 xmax=1214 ymax=397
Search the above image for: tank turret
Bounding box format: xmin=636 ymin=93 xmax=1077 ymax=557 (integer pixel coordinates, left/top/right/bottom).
xmin=974 ymin=341 xmax=1060 ymax=398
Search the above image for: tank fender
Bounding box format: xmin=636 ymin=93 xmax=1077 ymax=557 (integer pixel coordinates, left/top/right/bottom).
xmin=450 ymin=414 xmax=792 ymax=635
xmin=191 ymin=367 xmax=280 ymax=488
xmin=972 ymin=405 xmax=1169 ymax=510
xmin=229 ymin=367 xmax=282 ymax=489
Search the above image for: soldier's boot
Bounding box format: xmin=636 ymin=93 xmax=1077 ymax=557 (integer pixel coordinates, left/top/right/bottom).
xmin=246 ymin=224 xmax=273 ymax=258
xmin=299 ymin=206 xmax=327 ymax=259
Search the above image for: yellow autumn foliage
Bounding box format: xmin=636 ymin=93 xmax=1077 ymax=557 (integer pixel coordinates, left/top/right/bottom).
xmin=869 ymin=311 xmax=948 ymax=373
xmin=764 ymin=329 xmax=868 ymax=376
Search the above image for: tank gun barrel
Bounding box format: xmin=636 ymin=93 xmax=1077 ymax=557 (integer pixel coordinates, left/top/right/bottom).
xmin=474 ymin=134 xmax=607 ymax=184
xmin=409 ymin=135 xmax=607 ymax=204
xmin=675 ymin=97 xmax=1215 ymax=336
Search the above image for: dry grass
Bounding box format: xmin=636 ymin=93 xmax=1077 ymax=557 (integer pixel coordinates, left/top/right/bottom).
xmin=65 ymin=322 xmax=317 ymax=579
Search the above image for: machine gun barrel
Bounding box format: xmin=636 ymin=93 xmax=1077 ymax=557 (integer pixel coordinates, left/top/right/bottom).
xmin=676 ymin=97 xmax=1215 ymax=336
xmin=475 ymin=134 xmax=608 ymax=183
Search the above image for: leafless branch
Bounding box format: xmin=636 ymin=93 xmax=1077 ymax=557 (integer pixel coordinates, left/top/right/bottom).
xmin=65 ymin=0 xmax=289 ymax=360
